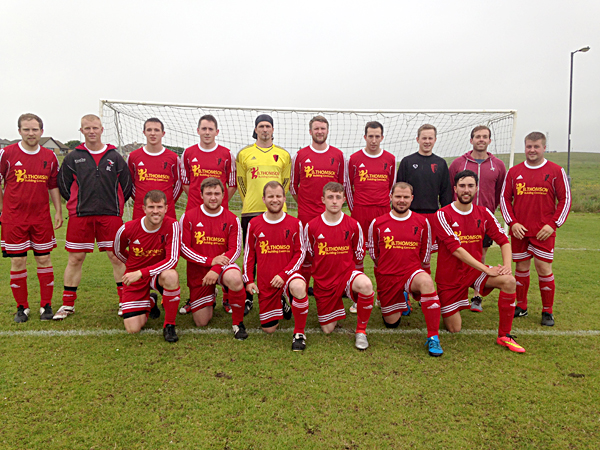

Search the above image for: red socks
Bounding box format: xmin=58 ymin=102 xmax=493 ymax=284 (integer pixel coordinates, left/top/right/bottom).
xmin=292 ymin=295 xmax=309 ymax=334
xmin=229 ymin=288 xmax=246 ymax=326
xmin=515 ymin=270 xmax=530 ymax=310
xmin=10 ymin=270 xmax=28 ymax=308
xmin=162 ymin=288 xmax=181 ymax=327
xmin=356 ymin=292 xmax=375 ymax=334
xmin=62 ymin=286 xmax=78 ymax=307
xmin=419 ymin=291 xmax=441 ymax=338
xmin=37 ymin=266 xmax=54 ymax=306
xmin=498 ymin=291 xmax=517 ymax=337
xmin=539 ymin=273 xmax=555 ymax=314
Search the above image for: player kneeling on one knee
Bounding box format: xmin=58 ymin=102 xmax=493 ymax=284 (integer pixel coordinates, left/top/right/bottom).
xmin=305 ymin=182 xmax=375 ymax=350
xmin=431 ymin=170 xmax=525 ymax=353
xmin=180 ymin=177 xmax=249 ymax=340
xmin=243 ymin=181 xmax=310 ymax=351
xmin=114 ymin=190 xmax=182 ymax=342
xmin=368 ymin=182 xmax=443 ymax=356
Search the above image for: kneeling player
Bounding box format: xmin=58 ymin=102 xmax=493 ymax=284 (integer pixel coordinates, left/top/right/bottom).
xmin=180 ymin=177 xmax=249 ymax=340
xmin=114 ymin=190 xmax=182 ymax=342
xmin=244 ymin=181 xmax=309 ymax=351
xmin=305 ymin=182 xmax=375 ymax=350
xmin=368 ymin=182 xmax=443 ymax=356
xmin=431 ymin=170 xmax=525 ymax=353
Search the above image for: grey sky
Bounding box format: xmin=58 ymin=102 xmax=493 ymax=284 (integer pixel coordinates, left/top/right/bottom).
xmin=1 ymin=0 xmax=597 ymax=152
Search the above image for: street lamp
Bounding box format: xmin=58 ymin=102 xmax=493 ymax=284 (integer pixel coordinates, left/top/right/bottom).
xmin=567 ymin=46 xmax=590 ymax=183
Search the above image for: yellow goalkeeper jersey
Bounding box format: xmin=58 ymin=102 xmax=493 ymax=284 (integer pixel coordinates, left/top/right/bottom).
xmin=236 ymin=143 xmax=291 ymax=215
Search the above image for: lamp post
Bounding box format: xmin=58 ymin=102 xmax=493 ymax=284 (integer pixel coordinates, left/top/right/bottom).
xmin=567 ymin=46 xmax=590 ymax=183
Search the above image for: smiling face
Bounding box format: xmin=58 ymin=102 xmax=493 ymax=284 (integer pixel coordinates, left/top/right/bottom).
xmin=417 ymin=129 xmax=436 ymax=155
xmin=470 ymin=129 xmax=491 ymax=152
xmin=524 ymin=139 xmax=546 ymax=166
xmin=391 ymin=186 xmax=413 ymax=215
xmin=143 ymin=199 xmax=167 ymax=226
xmin=310 ymin=120 xmax=329 ymax=146
xmin=454 ymin=176 xmax=478 ymax=205
xmin=18 ymin=119 xmax=43 ymax=150
xmin=263 ymin=184 xmax=285 ymax=214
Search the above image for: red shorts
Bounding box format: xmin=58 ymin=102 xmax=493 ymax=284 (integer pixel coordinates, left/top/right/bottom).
xmin=121 ymin=274 xmax=161 ymax=314
xmin=65 ymin=215 xmax=123 ymax=253
xmin=1 ymin=221 xmax=56 ymax=255
xmin=313 ymin=270 xmax=362 ymax=325
xmin=376 ymin=269 xmax=425 ymax=317
xmin=351 ymin=205 xmax=389 ymax=238
xmin=188 ymin=263 xmax=241 ymax=313
xmin=438 ymin=267 xmax=493 ymax=318
xmin=511 ymin=235 xmax=555 ymax=263
xmin=257 ymin=273 xmax=305 ymax=325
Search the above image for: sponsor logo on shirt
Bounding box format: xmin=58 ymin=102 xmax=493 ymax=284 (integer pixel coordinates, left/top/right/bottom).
xmin=453 ymin=230 xmax=482 ymax=244
xmin=317 ymin=242 xmax=349 ymax=256
xmin=194 ymin=231 xmax=225 ymax=245
xmin=74 ymin=158 xmax=86 ymax=163
xmin=106 ymin=159 xmax=115 ymax=171
xmin=516 ymin=182 xmax=549 ymax=196
xmin=132 ymin=247 xmax=164 ymax=258
xmin=259 ymin=240 xmax=291 ymax=254
xmin=304 ymin=165 xmax=335 ymax=178
xmin=138 ymin=168 xmax=170 ymax=182
xmin=192 ymin=164 xmax=223 ymax=178
xmin=250 ymin=167 xmax=281 ymax=179
xmin=383 ymin=235 xmax=419 ymax=250
xmin=14 ymin=169 xmax=48 ymax=183
xmin=358 ymin=169 xmax=388 ymax=183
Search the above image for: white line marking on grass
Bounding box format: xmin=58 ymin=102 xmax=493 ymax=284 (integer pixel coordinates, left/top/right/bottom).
xmin=555 ymin=247 xmax=600 ymax=251
xmin=1 ymin=327 xmax=598 ymax=338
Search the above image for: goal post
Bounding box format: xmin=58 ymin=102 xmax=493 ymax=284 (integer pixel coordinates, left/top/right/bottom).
xmin=100 ymin=99 xmax=517 ymax=216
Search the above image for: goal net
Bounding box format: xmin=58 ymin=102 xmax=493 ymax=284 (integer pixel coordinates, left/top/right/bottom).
xmin=100 ymin=100 xmax=517 ymax=216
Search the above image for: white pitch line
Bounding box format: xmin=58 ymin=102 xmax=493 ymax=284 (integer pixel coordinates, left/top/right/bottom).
xmin=0 ymin=327 xmax=598 ymax=338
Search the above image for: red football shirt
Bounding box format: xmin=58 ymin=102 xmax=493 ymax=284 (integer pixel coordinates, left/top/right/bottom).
xmin=113 ymin=216 xmax=180 ymax=279
xmin=180 ymin=144 xmax=236 ymax=211
xmin=290 ymin=145 xmax=345 ymax=223
xmin=500 ymin=159 xmax=571 ymax=237
xmin=305 ymin=213 xmax=365 ymax=291
xmin=432 ymin=203 xmax=508 ymax=289
xmin=127 ymin=147 xmax=182 ymax=219
xmin=345 ymin=149 xmax=396 ymax=210
xmin=367 ymin=210 xmax=432 ymax=276
xmin=0 ymin=142 xmax=59 ymax=225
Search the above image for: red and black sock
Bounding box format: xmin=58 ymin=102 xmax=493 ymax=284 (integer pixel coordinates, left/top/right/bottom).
xmin=498 ymin=291 xmax=517 ymax=337
xmin=62 ymin=286 xmax=78 ymax=307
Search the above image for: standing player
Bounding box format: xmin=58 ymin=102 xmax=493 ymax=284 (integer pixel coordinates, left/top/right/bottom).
xmin=244 ymin=181 xmax=309 ymax=350
xmin=431 ymin=170 xmax=525 ymax=353
xmin=500 ymin=132 xmax=571 ymax=326
xmin=367 ymin=182 xmax=443 ymax=356
xmin=127 ymin=118 xmax=182 ymax=220
xmin=449 ymin=126 xmax=507 ymax=312
xmin=345 ymin=121 xmax=395 ymax=312
xmin=181 ymin=114 xmax=236 ymax=211
xmin=179 ymin=177 xmax=249 ymax=340
xmin=290 ymin=115 xmax=344 ymax=287
xmin=237 ymin=114 xmax=291 ymax=314
xmin=305 ymin=182 xmax=375 ymax=350
xmin=396 ymin=124 xmax=452 ymax=248
xmin=114 ymin=190 xmax=181 ymax=342
xmin=0 ymin=114 xmax=63 ymax=322
xmin=55 ymin=114 xmax=132 ymax=320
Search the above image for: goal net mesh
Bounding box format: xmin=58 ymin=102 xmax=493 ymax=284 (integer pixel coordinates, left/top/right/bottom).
xmin=101 ymin=101 xmax=516 ymax=217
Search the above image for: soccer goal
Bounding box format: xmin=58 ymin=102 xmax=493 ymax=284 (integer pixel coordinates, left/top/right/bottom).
xmin=100 ymin=100 xmax=517 ymax=215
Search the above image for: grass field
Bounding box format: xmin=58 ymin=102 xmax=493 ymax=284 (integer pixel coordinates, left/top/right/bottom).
xmin=1 ymin=154 xmax=599 ymax=449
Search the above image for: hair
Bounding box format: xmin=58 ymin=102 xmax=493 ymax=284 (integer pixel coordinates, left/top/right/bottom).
xmin=309 ymin=115 xmax=329 ymax=130
xmin=200 ymin=177 xmax=224 ymax=194
xmin=198 ymin=114 xmax=218 ymax=129
xmin=417 ymin=124 xmax=437 ymax=138
xmin=81 ymin=114 xmax=102 ymax=126
xmin=391 ymin=181 xmax=413 ymax=195
xmin=524 ymin=131 xmax=546 ymax=146
xmin=18 ymin=113 xmax=43 ymax=129
xmin=144 ymin=189 xmax=167 ymax=206
xmin=263 ymin=180 xmax=284 ymax=197
xmin=143 ymin=117 xmax=164 ymax=132
xmin=454 ymin=169 xmax=479 ymax=186
xmin=364 ymin=121 xmax=383 ymax=135
xmin=470 ymin=125 xmax=491 ymax=139
xmin=322 ymin=182 xmax=345 ymax=196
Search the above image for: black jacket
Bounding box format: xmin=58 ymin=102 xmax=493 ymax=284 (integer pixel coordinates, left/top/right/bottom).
xmin=58 ymin=144 xmax=132 ymax=217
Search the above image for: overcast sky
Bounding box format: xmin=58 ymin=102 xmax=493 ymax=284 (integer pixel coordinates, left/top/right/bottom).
xmin=1 ymin=0 xmax=598 ymax=152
